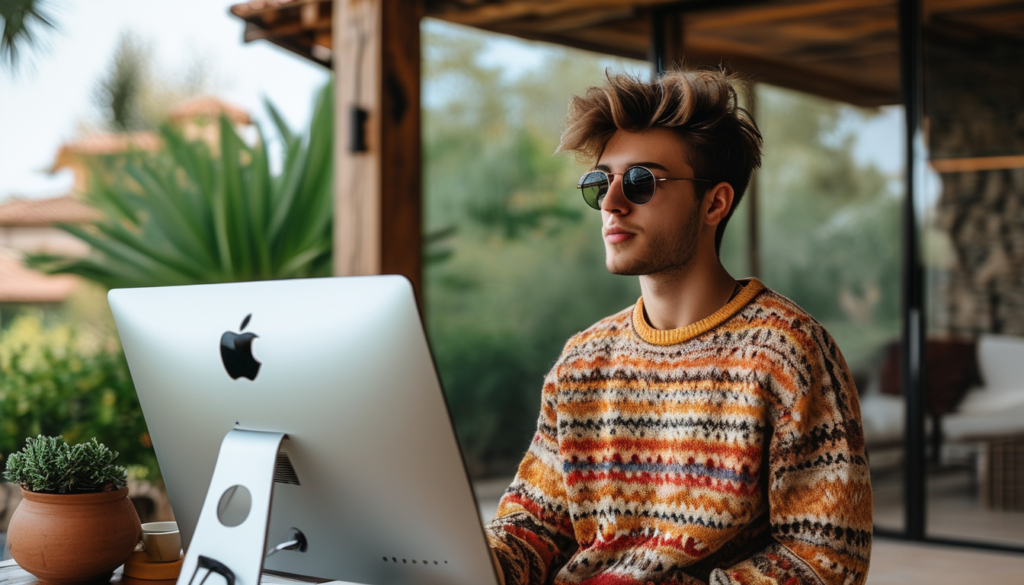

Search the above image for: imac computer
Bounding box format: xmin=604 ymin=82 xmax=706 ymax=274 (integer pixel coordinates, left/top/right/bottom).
xmin=109 ymin=276 xmax=502 ymax=585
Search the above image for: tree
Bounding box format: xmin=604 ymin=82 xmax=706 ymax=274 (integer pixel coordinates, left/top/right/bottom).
xmin=755 ymin=85 xmax=901 ymax=370
xmin=91 ymin=31 xmax=213 ymax=133
xmin=92 ymin=32 xmax=151 ymax=132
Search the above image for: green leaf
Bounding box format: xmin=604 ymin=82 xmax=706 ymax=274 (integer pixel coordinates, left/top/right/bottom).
xmin=264 ymin=97 xmax=297 ymax=146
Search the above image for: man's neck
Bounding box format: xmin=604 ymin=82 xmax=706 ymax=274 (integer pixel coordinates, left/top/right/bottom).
xmin=638 ymin=257 xmax=738 ymax=331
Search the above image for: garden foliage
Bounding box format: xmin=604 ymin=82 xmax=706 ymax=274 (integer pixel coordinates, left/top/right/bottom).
xmin=422 ymin=27 xmax=645 ymax=475
xmin=4 ymin=435 xmax=127 ymax=494
xmin=0 ymin=312 xmax=156 ymax=481
xmin=28 ymin=80 xmax=335 ymax=288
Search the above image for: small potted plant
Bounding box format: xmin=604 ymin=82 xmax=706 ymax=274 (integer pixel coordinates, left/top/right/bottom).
xmin=3 ymin=435 xmax=142 ymax=584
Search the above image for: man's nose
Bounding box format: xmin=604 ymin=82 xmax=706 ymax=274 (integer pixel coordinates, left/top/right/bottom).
xmin=600 ymin=175 xmax=631 ymax=214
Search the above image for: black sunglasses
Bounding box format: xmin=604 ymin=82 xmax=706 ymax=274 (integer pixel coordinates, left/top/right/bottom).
xmin=577 ymin=166 xmax=713 ymax=210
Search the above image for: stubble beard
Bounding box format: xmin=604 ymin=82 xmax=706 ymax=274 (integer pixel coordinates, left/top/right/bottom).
xmin=605 ymin=207 xmax=703 ymax=276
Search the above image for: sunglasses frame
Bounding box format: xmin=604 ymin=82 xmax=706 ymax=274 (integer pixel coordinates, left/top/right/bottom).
xmin=576 ymin=166 xmax=714 ymax=210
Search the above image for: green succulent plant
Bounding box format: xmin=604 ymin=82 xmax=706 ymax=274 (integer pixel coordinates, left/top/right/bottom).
xmin=3 ymin=435 xmax=128 ymax=494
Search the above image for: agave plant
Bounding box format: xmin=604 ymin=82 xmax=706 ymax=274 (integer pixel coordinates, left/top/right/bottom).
xmin=29 ymin=81 xmax=334 ymax=288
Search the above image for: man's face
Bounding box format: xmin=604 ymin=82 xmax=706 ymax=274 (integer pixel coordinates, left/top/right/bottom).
xmin=595 ymin=129 xmax=709 ymax=276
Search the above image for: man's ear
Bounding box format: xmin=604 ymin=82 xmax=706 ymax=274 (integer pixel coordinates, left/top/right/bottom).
xmin=703 ymin=182 xmax=735 ymax=227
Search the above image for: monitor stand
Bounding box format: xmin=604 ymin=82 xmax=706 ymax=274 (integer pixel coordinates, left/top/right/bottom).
xmin=177 ymin=429 xmax=287 ymax=585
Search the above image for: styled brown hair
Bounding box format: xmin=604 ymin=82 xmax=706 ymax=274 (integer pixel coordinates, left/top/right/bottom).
xmin=559 ymin=68 xmax=763 ymax=254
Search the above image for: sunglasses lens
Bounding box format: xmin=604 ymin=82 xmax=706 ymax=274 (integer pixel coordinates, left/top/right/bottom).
xmin=622 ymin=167 xmax=656 ymax=205
xmin=579 ymin=171 xmax=608 ymax=210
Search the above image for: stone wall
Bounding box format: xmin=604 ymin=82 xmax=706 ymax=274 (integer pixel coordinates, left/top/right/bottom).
xmin=927 ymin=27 xmax=1024 ymax=336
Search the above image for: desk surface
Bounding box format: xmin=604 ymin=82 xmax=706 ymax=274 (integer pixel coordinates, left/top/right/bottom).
xmin=0 ymin=559 xmax=162 ymax=585
xmin=0 ymin=559 xmax=353 ymax=585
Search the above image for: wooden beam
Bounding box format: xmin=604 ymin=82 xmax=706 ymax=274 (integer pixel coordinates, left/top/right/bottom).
xmin=930 ymin=155 xmax=1024 ymax=174
xmin=688 ymin=0 xmax=894 ymax=29
xmin=767 ymin=19 xmax=896 ymax=44
xmin=334 ymin=0 xmax=423 ymax=298
xmin=523 ymin=7 xmax=635 ymax=33
xmin=923 ymin=0 xmax=1022 ymax=20
xmin=431 ymin=0 xmax=667 ymax=27
xmin=244 ymin=25 xmax=331 ymax=67
xmin=243 ymin=16 xmax=332 ymax=43
xmin=481 ymin=20 xmax=650 ymax=60
xmin=683 ymin=37 xmax=897 ymax=106
xmin=231 ymin=0 xmax=327 ymax=20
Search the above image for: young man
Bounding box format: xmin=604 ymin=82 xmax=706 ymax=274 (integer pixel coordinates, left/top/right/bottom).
xmin=485 ymin=70 xmax=872 ymax=585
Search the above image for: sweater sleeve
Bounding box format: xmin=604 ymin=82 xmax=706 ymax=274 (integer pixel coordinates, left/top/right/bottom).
xmin=486 ymin=368 xmax=578 ymax=585
xmin=709 ymin=322 xmax=873 ymax=585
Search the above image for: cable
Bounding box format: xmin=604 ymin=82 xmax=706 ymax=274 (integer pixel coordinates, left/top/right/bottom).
xmin=265 ymin=539 xmax=300 ymax=558
xmin=265 ymin=528 xmax=308 ymax=558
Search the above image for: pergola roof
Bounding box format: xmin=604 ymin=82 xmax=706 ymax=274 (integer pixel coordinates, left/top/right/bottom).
xmin=228 ymin=0 xmax=1024 ymax=107
xmin=431 ymin=0 xmax=904 ymax=106
xmin=230 ymin=0 xmax=335 ymax=66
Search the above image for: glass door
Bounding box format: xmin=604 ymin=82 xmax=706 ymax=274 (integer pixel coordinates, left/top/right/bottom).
xmin=919 ymin=0 xmax=1024 ymax=547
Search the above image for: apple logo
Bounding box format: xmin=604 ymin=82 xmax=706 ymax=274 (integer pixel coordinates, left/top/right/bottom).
xmin=220 ymin=314 xmax=261 ymax=380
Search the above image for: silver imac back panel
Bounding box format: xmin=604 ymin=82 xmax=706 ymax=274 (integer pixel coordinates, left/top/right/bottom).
xmin=109 ymin=276 xmax=500 ymax=585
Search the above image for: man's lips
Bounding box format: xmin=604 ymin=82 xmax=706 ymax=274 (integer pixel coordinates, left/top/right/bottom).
xmin=603 ymin=226 xmax=636 ymax=244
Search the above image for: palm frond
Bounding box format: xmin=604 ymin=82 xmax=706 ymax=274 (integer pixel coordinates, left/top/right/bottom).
xmin=0 ymin=0 xmax=56 ymax=69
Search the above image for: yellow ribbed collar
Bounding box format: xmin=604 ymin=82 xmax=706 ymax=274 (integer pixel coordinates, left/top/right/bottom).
xmin=631 ymin=278 xmax=766 ymax=346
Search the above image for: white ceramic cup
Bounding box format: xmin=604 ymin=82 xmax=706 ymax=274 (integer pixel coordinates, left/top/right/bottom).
xmin=140 ymin=521 xmax=182 ymax=562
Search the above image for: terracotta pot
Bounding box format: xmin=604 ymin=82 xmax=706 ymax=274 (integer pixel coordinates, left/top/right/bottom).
xmin=7 ymin=487 xmax=142 ymax=584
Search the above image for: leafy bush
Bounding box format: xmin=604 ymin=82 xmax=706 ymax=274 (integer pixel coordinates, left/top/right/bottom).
xmin=4 ymin=435 xmax=127 ymax=494
xmin=0 ymin=313 xmax=156 ymax=481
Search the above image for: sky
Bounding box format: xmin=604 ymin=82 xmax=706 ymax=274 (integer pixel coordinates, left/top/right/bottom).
xmin=0 ymin=2 xmax=904 ymax=204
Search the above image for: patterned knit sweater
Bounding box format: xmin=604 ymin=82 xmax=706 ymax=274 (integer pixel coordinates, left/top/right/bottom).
xmin=486 ymin=279 xmax=872 ymax=585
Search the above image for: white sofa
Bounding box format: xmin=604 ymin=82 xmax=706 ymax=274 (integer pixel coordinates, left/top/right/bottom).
xmin=860 ymin=334 xmax=1024 ymax=448
xmin=945 ymin=334 xmax=1024 ymax=442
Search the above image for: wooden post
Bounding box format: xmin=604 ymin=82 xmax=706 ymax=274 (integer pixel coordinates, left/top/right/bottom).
xmin=333 ymin=0 xmax=423 ymax=299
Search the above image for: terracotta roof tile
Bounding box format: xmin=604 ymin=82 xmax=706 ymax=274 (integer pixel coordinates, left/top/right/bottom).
xmin=51 ymin=132 xmax=162 ymax=172
xmin=0 ymin=250 xmax=79 ymax=303
xmin=0 ymin=196 xmax=102 ymax=227
xmin=168 ymin=97 xmax=251 ymax=125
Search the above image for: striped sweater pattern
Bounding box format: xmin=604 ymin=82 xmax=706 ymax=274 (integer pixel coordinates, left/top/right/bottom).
xmin=486 ymin=279 xmax=872 ymax=585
